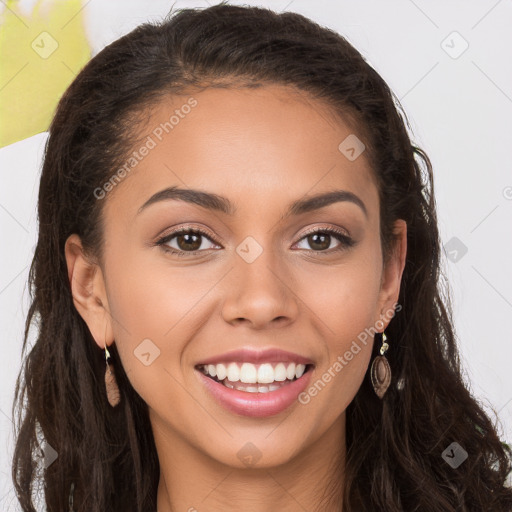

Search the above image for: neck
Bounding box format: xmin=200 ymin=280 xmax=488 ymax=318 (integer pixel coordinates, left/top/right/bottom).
xmin=152 ymin=412 xmax=346 ymax=512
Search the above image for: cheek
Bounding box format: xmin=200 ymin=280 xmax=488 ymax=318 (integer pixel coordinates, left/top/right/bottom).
xmin=102 ymin=248 xmax=224 ymax=399
xmin=105 ymin=239 xmax=216 ymax=334
xmin=304 ymin=269 xmax=378 ymax=374
xmin=297 ymin=248 xmax=382 ymax=343
xmin=293 ymin=246 xmax=382 ymax=407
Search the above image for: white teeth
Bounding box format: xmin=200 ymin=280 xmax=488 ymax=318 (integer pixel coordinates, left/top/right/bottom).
xmin=199 ymin=361 xmax=308 ymax=383
xmin=222 ymin=380 xmax=289 ymax=393
xmin=286 ymin=363 xmax=296 ymax=380
xmin=240 ymin=362 xmax=257 ymax=383
xmin=216 ymin=363 xmax=227 ymax=380
xmin=257 ymin=363 xmax=275 ymax=384
xmin=227 ymin=362 xmax=240 ymax=382
xmin=273 ymin=363 xmax=287 ymax=381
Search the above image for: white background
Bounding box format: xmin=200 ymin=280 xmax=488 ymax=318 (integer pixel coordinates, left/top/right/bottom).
xmin=1 ymin=1 xmax=511 ymax=509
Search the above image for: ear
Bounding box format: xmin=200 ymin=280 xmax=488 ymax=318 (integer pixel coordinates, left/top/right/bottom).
xmin=64 ymin=233 xmax=114 ymax=350
xmin=375 ymin=219 xmax=407 ymax=326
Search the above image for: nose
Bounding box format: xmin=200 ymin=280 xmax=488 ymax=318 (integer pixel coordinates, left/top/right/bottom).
xmin=221 ymin=247 xmax=299 ymax=330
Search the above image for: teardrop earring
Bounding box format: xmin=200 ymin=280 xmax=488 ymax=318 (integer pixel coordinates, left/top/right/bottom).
xmin=370 ymin=331 xmax=392 ymax=399
xmin=104 ymin=343 xmax=121 ymax=407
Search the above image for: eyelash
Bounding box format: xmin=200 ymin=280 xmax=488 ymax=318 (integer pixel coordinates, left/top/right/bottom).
xmin=155 ymin=224 xmax=355 ymax=257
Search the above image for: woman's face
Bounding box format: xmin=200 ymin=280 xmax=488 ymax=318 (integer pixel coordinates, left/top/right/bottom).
xmin=67 ymin=84 xmax=406 ymax=470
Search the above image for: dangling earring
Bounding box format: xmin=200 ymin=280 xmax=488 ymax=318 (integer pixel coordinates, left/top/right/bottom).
xmin=370 ymin=331 xmax=391 ymax=399
xmin=104 ymin=343 xmax=121 ymax=407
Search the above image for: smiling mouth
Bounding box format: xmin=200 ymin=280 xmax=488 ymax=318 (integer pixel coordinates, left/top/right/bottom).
xmin=195 ymin=362 xmax=315 ymax=394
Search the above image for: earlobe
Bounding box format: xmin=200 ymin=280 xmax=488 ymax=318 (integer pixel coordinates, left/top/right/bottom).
xmin=64 ymin=234 xmax=114 ymax=349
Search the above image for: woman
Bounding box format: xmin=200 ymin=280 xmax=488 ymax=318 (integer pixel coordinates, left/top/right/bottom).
xmin=11 ymin=3 xmax=512 ymax=511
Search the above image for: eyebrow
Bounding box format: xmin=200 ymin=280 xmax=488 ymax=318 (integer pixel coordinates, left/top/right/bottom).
xmin=137 ymin=186 xmax=368 ymax=219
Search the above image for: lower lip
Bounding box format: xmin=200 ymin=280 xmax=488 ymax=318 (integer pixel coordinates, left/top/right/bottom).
xmin=196 ymin=367 xmax=314 ymax=418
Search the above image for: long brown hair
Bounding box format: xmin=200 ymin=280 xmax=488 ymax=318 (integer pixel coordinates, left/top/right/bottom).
xmin=11 ymin=3 xmax=512 ymax=511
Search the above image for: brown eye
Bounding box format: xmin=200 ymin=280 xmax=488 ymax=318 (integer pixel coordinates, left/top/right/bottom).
xmin=156 ymin=228 xmax=220 ymax=255
xmin=306 ymin=232 xmax=332 ymax=251
xmin=294 ymin=227 xmax=355 ymax=253
xmin=175 ymin=232 xmax=202 ymax=251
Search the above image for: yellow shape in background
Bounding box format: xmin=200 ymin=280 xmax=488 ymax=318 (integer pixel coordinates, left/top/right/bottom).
xmin=0 ymin=0 xmax=92 ymax=148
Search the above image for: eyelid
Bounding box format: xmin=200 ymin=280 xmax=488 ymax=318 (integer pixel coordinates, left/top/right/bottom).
xmin=297 ymin=224 xmax=351 ymax=240
xmin=156 ymin=223 xmax=221 ymax=244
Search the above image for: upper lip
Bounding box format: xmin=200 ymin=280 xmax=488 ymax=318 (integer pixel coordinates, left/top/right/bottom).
xmin=195 ymin=348 xmax=315 ymax=367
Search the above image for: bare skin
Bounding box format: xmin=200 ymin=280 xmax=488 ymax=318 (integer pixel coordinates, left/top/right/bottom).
xmin=65 ymin=84 xmax=407 ymax=512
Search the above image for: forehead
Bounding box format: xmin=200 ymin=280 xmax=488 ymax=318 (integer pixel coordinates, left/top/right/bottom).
xmin=102 ymin=84 xmax=378 ymax=223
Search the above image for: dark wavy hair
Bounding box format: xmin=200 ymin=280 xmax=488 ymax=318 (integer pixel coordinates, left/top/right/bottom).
xmin=11 ymin=3 xmax=512 ymax=511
